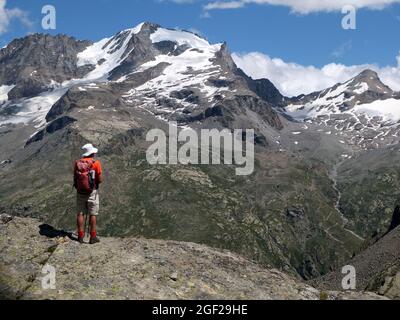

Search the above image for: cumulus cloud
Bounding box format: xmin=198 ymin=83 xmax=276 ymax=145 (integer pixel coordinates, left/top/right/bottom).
xmin=232 ymin=51 xmax=400 ymax=96
xmin=204 ymin=0 xmax=400 ymax=14
xmin=0 ymin=0 xmax=32 ymax=34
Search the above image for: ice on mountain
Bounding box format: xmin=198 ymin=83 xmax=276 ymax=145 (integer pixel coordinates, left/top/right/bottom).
xmin=150 ymin=27 xmax=210 ymax=48
xmin=0 ymin=85 xmax=15 ymax=104
xmin=352 ymin=99 xmax=400 ymax=124
xmin=0 ymin=86 xmax=68 ymax=127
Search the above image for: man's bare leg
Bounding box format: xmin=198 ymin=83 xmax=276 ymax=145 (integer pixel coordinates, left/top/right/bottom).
xmin=90 ymin=215 xmax=97 ymax=234
xmin=77 ymin=213 xmax=85 ymax=243
xmin=89 ymin=215 xmax=100 ymax=244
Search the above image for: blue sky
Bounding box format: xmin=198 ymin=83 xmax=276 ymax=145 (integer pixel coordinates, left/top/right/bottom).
xmin=2 ymin=0 xmax=400 ymax=95
xmin=2 ymin=0 xmax=399 ymax=67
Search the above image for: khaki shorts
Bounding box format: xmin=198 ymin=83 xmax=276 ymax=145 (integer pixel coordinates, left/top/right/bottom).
xmin=77 ymin=190 xmax=99 ymax=216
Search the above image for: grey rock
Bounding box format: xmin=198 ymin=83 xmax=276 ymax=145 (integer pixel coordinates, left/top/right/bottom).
xmin=0 ymin=214 xmax=12 ymax=224
xmin=0 ymin=217 xmax=386 ymax=300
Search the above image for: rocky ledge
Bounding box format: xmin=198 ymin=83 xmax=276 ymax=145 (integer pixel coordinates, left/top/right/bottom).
xmin=0 ymin=215 xmax=385 ymax=300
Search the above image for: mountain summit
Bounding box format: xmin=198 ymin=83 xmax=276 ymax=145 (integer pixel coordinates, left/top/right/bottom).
xmin=284 ymin=68 xmax=400 ymax=149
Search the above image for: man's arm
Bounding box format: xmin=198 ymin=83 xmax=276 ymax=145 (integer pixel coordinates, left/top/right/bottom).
xmin=96 ymin=161 xmax=103 ymax=184
xmin=73 ymin=161 xmax=77 ymax=188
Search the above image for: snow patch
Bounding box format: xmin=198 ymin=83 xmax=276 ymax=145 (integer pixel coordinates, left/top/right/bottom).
xmin=127 ymin=34 xmax=223 ymax=105
xmin=352 ymin=99 xmax=400 ymax=123
xmin=353 ymin=82 xmax=369 ymax=95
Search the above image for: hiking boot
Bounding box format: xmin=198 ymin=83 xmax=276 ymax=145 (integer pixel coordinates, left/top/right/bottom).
xmin=78 ymin=237 xmax=84 ymax=244
xmin=89 ymin=236 xmax=100 ymax=244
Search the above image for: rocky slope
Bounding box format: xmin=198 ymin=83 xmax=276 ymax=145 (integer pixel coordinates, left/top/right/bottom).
xmin=310 ymin=224 xmax=400 ymax=299
xmin=0 ymin=215 xmax=384 ymax=300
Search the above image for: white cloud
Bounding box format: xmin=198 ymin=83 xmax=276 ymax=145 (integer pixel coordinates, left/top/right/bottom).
xmin=205 ymin=1 xmax=245 ymax=9
xmin=232 ymin=51 xmax=400 ymax=96
xmin=0 ymin=0 xmax=32 ymax=34
xmin=331 ymin=40 xmax=352 ymax=58
xmin=204 ymin=0 xmax=400 ymax=14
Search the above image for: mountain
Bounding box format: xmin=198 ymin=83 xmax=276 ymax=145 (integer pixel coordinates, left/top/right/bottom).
xmin=1 ymin=22 xmax=400 ymax=285
xmin=0 ymin=215 xmax=385 ymax=300
xmin=284 ymin=69 xmax=400 ymax=150
xmin=0 ymin=22 xmax=283 ymax=142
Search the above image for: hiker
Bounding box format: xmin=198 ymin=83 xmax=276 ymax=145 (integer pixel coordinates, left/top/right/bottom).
xmin=74 ymin=143 xmax=103 ymax=244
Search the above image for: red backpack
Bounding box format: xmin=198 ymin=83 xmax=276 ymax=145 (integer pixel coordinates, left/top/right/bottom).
xmin=74 ymin=159 xmax=96 ymax=194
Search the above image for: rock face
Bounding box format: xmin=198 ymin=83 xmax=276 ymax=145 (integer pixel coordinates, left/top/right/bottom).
xmin=310 ymin=225 xmax=400 ymax=299
xmin=0 ymin=34 xmax=92 ymax=99
xmin=0 ymin=217 xmax=385 ymax=300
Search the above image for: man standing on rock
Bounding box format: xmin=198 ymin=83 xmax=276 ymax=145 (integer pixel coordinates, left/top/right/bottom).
xmin=74 ymin=143 xmax=103 ymax=244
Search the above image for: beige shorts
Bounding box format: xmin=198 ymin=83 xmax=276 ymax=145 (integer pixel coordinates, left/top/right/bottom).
xmin=77 ymin=190 xmax=99 ymax=216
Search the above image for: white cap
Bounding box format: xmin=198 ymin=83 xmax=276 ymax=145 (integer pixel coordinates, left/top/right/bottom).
xmin=81 ymin=143 xmax=98 ymax=157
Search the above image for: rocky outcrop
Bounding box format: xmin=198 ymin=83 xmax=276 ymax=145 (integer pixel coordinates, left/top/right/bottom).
xmin=0 ymin=217 xmax=384 ymax=300
xmin=388 ymin=205 xmax=400 ymax=233
xmin=26 ymin=116 xmax=77 ymax=145
xmin=235 ymin=68 xmax=286 ymax=107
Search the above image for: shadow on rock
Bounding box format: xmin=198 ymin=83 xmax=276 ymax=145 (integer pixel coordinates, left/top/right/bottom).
xmin=39 ymin=224 xmax=75 ymax=241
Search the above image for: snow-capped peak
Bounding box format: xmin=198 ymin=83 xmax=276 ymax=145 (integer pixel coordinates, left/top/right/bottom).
xmin=285 ymin=69 xmax=399 ymax=121
xmin=125 ymin=22 xmax=146 ymax=35
xmin=77 ymin=22 xmax=145 ymax=81
xmin=284 ymin=68 xmax=400 ymax=149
